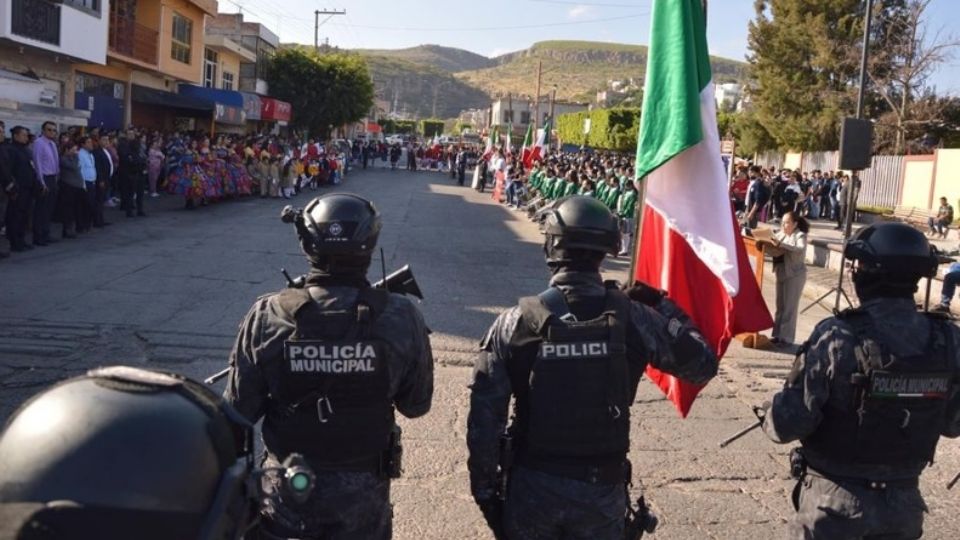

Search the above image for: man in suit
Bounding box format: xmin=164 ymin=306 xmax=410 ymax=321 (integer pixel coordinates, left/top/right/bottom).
xmin=91 ymin=136 xmax=113 ymax=228
xmin=5 ymin=127 xmax=37 ymax=252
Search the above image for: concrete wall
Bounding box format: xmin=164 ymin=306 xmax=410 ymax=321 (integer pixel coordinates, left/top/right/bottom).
xmin=157 ymin=0 xmax=205 ymax=84
xmin=783 ymin=152 xmax=801 ymax=170
xmin=218 ymin=49 xmax=241 ymax=90
xmin=0 ymin=1 xmax=109 ymax=65
xmin=931 ymin=149 xmax=960 ymax=212
xmin=0 ymin=44 xmax=76 ymax=109
xmin=899 ymin=156 xmax=936 ymax=209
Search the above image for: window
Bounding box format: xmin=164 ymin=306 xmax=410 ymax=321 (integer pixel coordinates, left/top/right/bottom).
xmin=520 ymin=111 xmax=531 ymax=124
xmin=171 ymin=13 xmax=192 ymax=64
xmin=65 ymin=0 xmax=100 ymax=13
xmin=502 ymin=109 xmax=514 ymax=124
xmin=203 ymin=48 xmax=218 ymax=88
xmin=222 ymin=72 xmax=234 ymax=91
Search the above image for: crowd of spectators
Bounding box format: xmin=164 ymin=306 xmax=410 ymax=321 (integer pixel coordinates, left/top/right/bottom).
xmin=477 ymin=147 xmax=639 ymax=256
xmin=733 ymin=165 xmax=859 ymax=231
xmin=0 ymin=120 xmax=356 ymax=260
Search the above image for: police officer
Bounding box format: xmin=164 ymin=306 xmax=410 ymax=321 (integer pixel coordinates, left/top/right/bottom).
xmin=467 ymin=195 xmax=718 ymax=539
xmin=0 ymin=366 xmax=257 ymax=540
xmin=761 ymin=222 xmax=960 ymax=539
xmin=223 ymin=193 xmax=434 ymax=539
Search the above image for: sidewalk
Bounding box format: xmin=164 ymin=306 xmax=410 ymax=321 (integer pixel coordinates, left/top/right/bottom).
xmin=757 ymin=217 xmax=953 ymax=312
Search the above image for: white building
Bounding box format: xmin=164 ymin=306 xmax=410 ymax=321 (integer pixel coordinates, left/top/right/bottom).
xmin=490 ymin=96 xmax=588 ymax=136
xmin=0 ymin=0 xmax=107 ymax=130
xmin=714 ymin=83 xmax=742 ymax=112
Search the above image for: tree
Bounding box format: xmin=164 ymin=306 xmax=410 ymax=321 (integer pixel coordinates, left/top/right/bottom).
xmin=747 ymin=0 xmax=867 ymax=151
xmin=867 ymin=0 xmax=959 ymax=153
xmin=420 ymin=119 xmax=444 ymax=137
xmin=266 ymin=48 xmax=374 ymax=138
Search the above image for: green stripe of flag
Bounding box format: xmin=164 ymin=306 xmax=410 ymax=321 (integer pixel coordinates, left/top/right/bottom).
xmin=635 ymin=0 xmax=714 ymax=180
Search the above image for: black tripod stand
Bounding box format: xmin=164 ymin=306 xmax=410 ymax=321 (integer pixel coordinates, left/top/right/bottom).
xmin=800 ymin=179 xmax=858 ymax=315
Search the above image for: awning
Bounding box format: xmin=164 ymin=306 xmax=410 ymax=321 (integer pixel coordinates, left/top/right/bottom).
xmin=177 ymin=84 xmax=246 ymax=125
xmin=260 ymin=97 xmax=292 ymax=122
xmin=240 ymin=92 xmax=262 ymax=121
xmin=132 ymin=85 xmax=213 ymax=112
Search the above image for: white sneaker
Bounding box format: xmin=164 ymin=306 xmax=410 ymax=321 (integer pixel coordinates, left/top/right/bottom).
xmin=150 ymin=192 xmax=160 ymax=198
xmin=104 ymin=199 xmax=116 ymax=208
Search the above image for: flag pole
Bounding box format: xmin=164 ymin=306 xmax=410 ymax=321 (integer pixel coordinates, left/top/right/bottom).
xmin=628 ymin=0 xmax=708 ymax=283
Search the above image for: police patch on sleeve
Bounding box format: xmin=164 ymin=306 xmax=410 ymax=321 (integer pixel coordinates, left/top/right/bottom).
xmin=284 ymin=340 xmax=380 ymax=374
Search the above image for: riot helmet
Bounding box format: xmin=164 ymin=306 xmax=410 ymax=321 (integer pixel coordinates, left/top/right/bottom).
xmin=542 ymin=195 xmax=620 ymax=270
xmin=844 ymin=222 xmax=938 ymax=300
xmin=0 ymin=366 xmax=253 ymax=540
xmin=281 ymin=193 xmax=382 ymax=273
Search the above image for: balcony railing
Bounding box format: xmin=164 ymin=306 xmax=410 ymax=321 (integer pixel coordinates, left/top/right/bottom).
xmin=11 ymin=0 xmax=61 ymax=46
xmin=108 ymin=13 xmax=158 ymax=65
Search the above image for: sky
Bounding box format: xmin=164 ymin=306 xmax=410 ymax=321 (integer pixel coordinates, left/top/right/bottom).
xmin=219 ymin=0 xmax=960 ymax=95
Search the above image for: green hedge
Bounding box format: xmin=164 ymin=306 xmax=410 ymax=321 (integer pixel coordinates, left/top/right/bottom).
xmin=556 ymin=107 xmax=641 ymax=151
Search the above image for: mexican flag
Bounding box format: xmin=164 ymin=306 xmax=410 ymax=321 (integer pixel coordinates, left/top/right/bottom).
xmin=523 ymin=119 xmax=549 ymax=168
xmin=505 ymin=123 xmax=513 ymax=156
xmin=633 ymin=0 xmax=772 ymax=417
xmin=519 ymin=123 xmax=533 ymax=164
xmin=482 ymin=125 xmax=500 ymax=160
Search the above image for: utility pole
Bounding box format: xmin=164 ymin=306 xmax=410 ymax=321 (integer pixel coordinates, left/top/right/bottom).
xmin=548 ymin=87 xmax=556 ymax=147
xmin=533 ymin=59 xmax=542 ymax=129
xmin=315 ymin=9 xmax=346 ymax=52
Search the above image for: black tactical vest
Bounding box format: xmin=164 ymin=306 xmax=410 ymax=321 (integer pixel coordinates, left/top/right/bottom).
xmin=802 ymin=311 xmax=956 ymax=468
xmin=266 ymin=287 xmax=394 ymax=470
xmin=508 ymin=287 xmax=632 ymax=467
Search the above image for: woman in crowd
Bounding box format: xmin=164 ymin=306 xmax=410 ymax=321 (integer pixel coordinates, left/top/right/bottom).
xmin=56 ymin=140 xmax=83 ymax=239
xmin=761 ymin=211 xmax=809 ymax=346
xmin=147 ymin=140 xmax=165 ymax=198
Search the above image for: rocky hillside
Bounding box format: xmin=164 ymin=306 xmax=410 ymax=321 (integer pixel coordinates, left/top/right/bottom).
xmin=362 ymin=55 xmax=490 ymax=119
xmin=351 ymin=40 xmax=747 ymax=119
xmin=457 ymin=40 xmax=746 ymax=102
xmin=356 ymin=44 xmax=495 ymax=73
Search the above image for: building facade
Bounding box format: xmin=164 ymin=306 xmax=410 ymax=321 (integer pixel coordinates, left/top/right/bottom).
xmin=0 ymin=0 xmax=110 ymax=131
xmin=490 ymin=97 xmax=587 ymax=134
xmin=205 ymin=12 xmax=276 ymax=96
xmin=73 ymin=0 xmax=218 ymax=131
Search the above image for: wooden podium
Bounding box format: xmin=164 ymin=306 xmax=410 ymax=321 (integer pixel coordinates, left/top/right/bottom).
xmin=736 ymin=234 xmax=771 ymax=349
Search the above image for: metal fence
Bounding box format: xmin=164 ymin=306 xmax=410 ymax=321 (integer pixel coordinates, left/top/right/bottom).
xmin=754 ymin=150 xmax=784 ymax=169
xmin=800 ymin=151 xmax=838 ymax=173
xmin=857 ymin=155 xmax=903 ymax=209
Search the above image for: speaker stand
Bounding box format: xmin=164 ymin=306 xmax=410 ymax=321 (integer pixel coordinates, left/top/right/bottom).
xmin=800 ymin=173 xmax=859 ymax=315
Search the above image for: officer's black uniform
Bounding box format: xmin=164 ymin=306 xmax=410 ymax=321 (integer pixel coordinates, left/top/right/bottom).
xmin=224 ymin=194 xmax=434 ymax=540
xmin=467 ymin=196 xmax=718 ymax=540
xmin=762 ymin=223 xmax=960 ymax=539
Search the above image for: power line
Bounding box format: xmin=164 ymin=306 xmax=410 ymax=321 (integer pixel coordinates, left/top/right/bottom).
xmin=528 ymin=0 xmax=642 ymax=7
xmin=333 ymin=12 xmax=648 ymax=33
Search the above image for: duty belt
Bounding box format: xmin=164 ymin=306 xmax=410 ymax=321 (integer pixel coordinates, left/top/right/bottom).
xmin=516 ymin=454 xmax=626 ymax=485
xmin=807 ymin=467 xmax=919 ymax=491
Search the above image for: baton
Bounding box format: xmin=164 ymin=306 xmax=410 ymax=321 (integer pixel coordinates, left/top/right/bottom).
xmin=718 ymin=420 xmax=763 ymax=448
xmin=948 ymin=470 xmax=960 ymax=490
xmin=204 ymin=367 xmax=231 ymax=385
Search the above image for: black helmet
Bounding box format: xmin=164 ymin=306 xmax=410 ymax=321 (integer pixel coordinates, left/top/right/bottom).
xmin=542 ymin=195 xmax=620 ymax=266
xmin=282 ymin=193 xmax=382 ymax=267
xmin=0 ymin=366 xmax=253 ymax=540
xmin=844 ymin=222 xmax=938 ymax=279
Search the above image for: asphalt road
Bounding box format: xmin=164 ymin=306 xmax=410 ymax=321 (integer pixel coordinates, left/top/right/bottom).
xmin=2 ymin=167 xmax=959 ymax=539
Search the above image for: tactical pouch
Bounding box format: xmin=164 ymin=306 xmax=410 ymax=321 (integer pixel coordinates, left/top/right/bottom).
xmin=789 ymin=447 xmax=807 ymax=480
xmin=381 ymin=424 xmax=403 ymax=479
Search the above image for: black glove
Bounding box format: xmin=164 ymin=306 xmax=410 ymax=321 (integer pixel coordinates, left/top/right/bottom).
xmin=624 ymin=281 xmax=667 ymax=306
xmin=476 ymin=498 xmax=507 ymax=540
